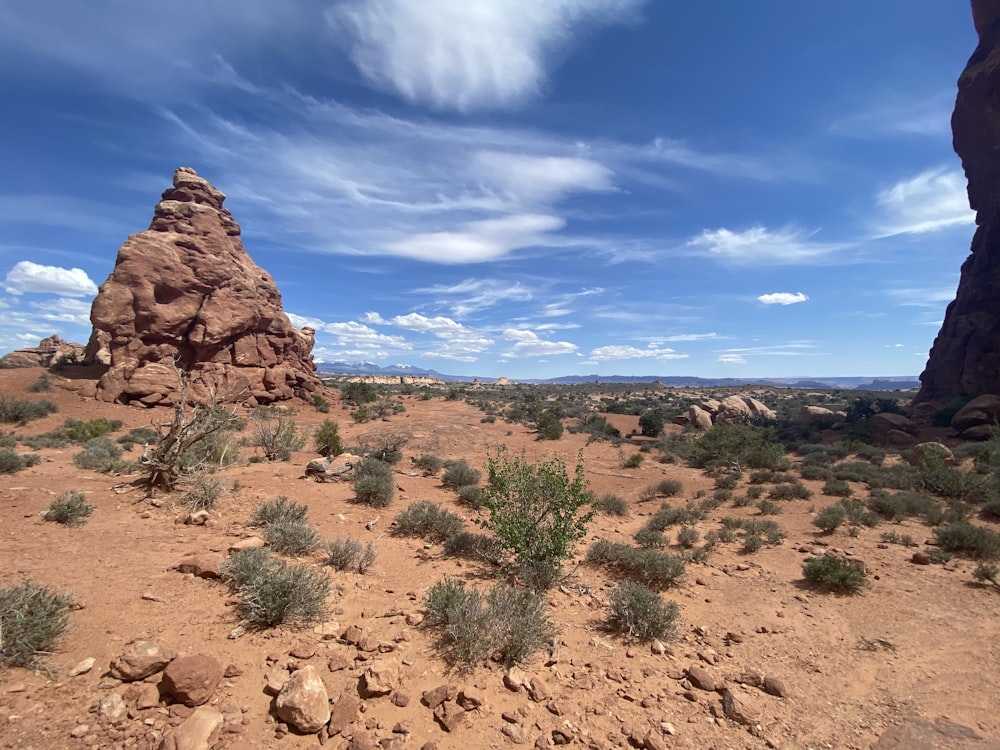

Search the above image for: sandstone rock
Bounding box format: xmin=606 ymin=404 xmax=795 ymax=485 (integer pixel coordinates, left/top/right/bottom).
xmin=176 ymin=554 xmax=223 ymax=579
xmin=328 ymin=694 xmax=359 ymax=736
xmin=905 ymin=442 xmax=956 ymax=467
xmin=432 ymin=700 xmax=465 ymax=732
xmin=952 ymin=395 xmax=1000 ymax=432
xmin=162 ymin=654 xmax=224 ymax=707
xmin=158 ymin=706 xmax=224 ymax=750
xmin=421 ymin=684 xmax=453 ymax=710
xmin=870 ymin=413 xmax=915 ymax=446
xmin=110 ymin=640 xmax=177 ymax=681
xmin=86 ymin=166 xmax=321 ymax=406
xmin=687 ymin=405 xmax=713 ymax=431
xmin=872 ymin=715 xmax=999 ymax=750
xmin=643 ymin=730 xmax=668 ymax=750
xmin=503 ymin=666 xmax=530 ymax=692
xmin=762 ymin=675 xmax=787 ymax=698
xmin=361 ymin=659 xmax=400 ymax=697
xmin=0 ymin=335 xmax=84 ymax=368
xmin=275 ymin=665 xmax=330 ymax=734
xmin=722 ymin=687 xmax=761 ymax=726
xmin=69 ymin=657 xmax=95 ymax=676
xmin=99 ymin=692 xmax=127 ymax=723
xmin=228 ymin=536 xmax=266 ymax=552
xmin=136 ymin=682 xmax=161 ymax=710
xmin=457 ymin=685 xmax=485 ymax=710
xmin=264 ymin=666 xmax=290 ymax=696
xmin=685 ymin=665 xmax=717 ymax=692
xmin=911 ymin=551 xmax=932 ymax=565
xmin=799 ymin=405 xmax=837 ymax=424
xmin=961 ymin=424 xmax=996 ymax=440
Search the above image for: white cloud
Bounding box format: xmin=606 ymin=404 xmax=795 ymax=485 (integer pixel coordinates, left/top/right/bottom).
xmin=659 ymin=332 xmax=719 ymax=342
xmin=585 ymin=344 xmax=687 ymax=362
xmin=369 ymin=311 xmax=494 ymax=361
xmin=718 ymin=354 xmax=746 ymax=365
xmin=413 ymin=278 xmax=534 ymax=317
xmin=387 ymin=214 xmax=565 ymax=263
xmin=715 ymin=342 xmax=827 ymax=359
xmin=322 ymin=320 xmax=412 ymax=351
xmin=502 ymin=328 xmax=578 ymax=357
xmin=688 ymin=226 xmax=843 ymax=264
xmin=4 ymin=261 xmax=98 ymax=297
xmin=757 ymin=292 xmax=808 ymax=306
xmin=28 ymin=297 xmax=92 ymax=325
xmin=873 ymin=167 xmax=975 ymax=237
xmin=326 ymin=0 xmax=646 ymax=111
xmin=473 ymin=151 xmax=614 ymax=204
xmin=287 ymin=312 xmax=328 ymax=330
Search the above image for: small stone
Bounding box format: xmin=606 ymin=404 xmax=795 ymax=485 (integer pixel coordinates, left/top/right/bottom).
xmin=289 ymin=642 xmax=317 ymax=660
xmin=185 ymin=510 xmax=210 ymax=526
xmin=361 ymin=659 xmax=400 ymax=697
xmin=159 ymin=706 xmax=223 ymax=750
xmin=275 ymin=666 xmax=331 ymax=734
xmin=685 ymin=665 xmax=717 ymax=692
xmin=650 ymin=640 xmax=667 ymax=655
xmin=422 ymin=685 xmax=452 ymax=710
xmin=457 ymin=686 xmax=485 ymax=710
xmin=502 ymin=723 xmax=526 ymax=744
xmin=136 ymin=682 xmax=161 ymax=710
xmin=503 ymin=667 xmax=529 ymax=692
xmin=433 ymin=701 xmax=465 ymax=732
xmin=762 ymin=675 xmax=787 ymax=698
xmin=162 ymin=655 xmax=224 ymax=707
xmin=527 ymin=677 xmax=549 ymax=703
xmin=70 ymin=724 xmax=90 ymax=738
xmin=328 ymin=694 xmax=359 ymax=736
xmin=722 ymin=687 xmax=762 ymax=726
xmin=69 ymin=657 xmax=96 ymax=676
xmin=100 ymin=693 xmax=127 ymax=723
xmin=176 ymin=553 xmax=223 ymax=579
xmin=263 ymin=666 xmax=289 ymax=697
xmin=644 ymin=730 xmax=668 ymax=750
xmin=110 ymin=640 xmax=177 ymax=681
xmin=911 ymin=551 xmax=932 ymax=565
xmin=391 ymin=692 xmax=411 ymax=708
xmin=223 ymin=664 xmax=242 ymax=678
xmin=228 ymin=536 xmax=266 ymax=552
xmin=328 ymin=654 xmax=350 ymax=672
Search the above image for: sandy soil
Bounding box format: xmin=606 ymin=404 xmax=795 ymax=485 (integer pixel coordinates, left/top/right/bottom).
xmin=1 ymin=366 xmax=999 ymax=750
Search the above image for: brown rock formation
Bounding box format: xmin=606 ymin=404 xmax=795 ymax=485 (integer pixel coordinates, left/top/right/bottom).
xmin=86 ymin=167 xmax=321 ymax=405
xmin=915 ymin=3 xmax=1000 ymax=407
xmin=0 ymin=335 xmax=84 ymax=368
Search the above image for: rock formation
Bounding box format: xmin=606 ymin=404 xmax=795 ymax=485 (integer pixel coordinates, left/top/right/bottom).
xmin=0 ymin=335 xmax=84 ymax=368
xmin=86 ymin=167 xmax=321 ymax=405
xmin=914 ymin=2 xmax=1000 ymax=408
xmin=677 ymin=394 xmax=776 ymax=430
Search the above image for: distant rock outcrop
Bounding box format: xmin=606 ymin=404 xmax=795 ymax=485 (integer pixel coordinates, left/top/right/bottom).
xmin=86 ymin=167 xmax=321 ymax=406
xmin=677 ymin=394 xmax=776 ymax=430
xmin=915 ymin=2 xmax=1000 ymax=408
xmin=0 ymin=335 xmax=84 ymax=368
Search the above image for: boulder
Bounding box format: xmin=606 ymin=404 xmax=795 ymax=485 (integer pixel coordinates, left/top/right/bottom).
xmin=361 ymin=659 xmax=400 ymax=698
xmin=0 ymin=335 xmax=85 ymax=368
xmin=110 ymin=640 xmax=177 ymax=681
xmin=85 ymin=166 xmax=322 ymax=406
xmin=275 ymin=665 xmax=330 ymax=734
xmin=799 ymin=405 xmax=837 ymax=424
xmin=176 ymin=553 xmax=223 ymax=579
xmin=951 ymin=395 xmax=1000 ymax=432
xmin=905 ymin=443 xmax=955 ymax=467
xmin=870 ymin=413 xmax=915 ymax=446
xmin=687 ymin=405 xmax=713 ymax=431
xmin=158 ymin=706 xmax=223 ymax=750
xmin=722 ymin=687 xmax=762 ymax=726
xmin=161 ymin=654 xmax=224 ymax=707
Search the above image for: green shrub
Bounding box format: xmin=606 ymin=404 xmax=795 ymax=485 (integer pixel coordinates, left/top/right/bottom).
xmin=28 ymin=374 xmax=52 ymax=392
xmin=655 ymin=478 xmax=684 ymax=497
xmin=264 ymin=518 xmax=320 ymax=556
xmin=880 ymin=531 xmax=916 ymax=547
xmin=442 ymin=460 xmax=481 ymax=489
xmin=44 ymin=491 xmax=94 ymax=527
xmin=833 ymin=461 xmax=884 ymax=485
xmin=313 ymin=419 xmax=343 ymax=458
xmin=353 ymin=457 xmax=395 ymax=507
xmin=221 ymin=548 xmax=275 ymax=592
xmin=731 ymin=494 xmax=753 ymax=508
xmin=822 ymin=478 xmax=854 ymax=497
xmin=442 ymin=531 xmax=502 ymax=563
xmin=621 ymin=452 xmax=644 ymax=469
xmin=251 ymin=496 xmax=308 ymax=527
xmin=322 ymin=538 xmax=376 ymax=573
xmin=745 ymin=485 xmax=765 ymax=499
xmin=688 ymin=424 xmax=785 ymax=472
xmin=414 ymin=454 xmax=444 ymax=475
xmin=914 ymin=460 xmax=989 ymax=504
xmin=676 ymin=525 xmax=700 ymax=548
xmin=480 ymin=448 xmax=593 ymax=590
xmin=814 ymin=504 xmax=846 ymax=533
xmin=586 ymin=540 xmax=685 ymax=589
xmin=866 ymin=489 xmax=940 ymax=524
xmin=768 ymin=482 xmax=812 ymax=500
xmin=250 ymin=406 xmax=305 ymax=461
xmin=757 ymin=499 xmax=782 ymax=516
xmin=933 ymin=522 xmax=1000 ymax=560
xmin=178 ymin=473 xmax=225 ymax=511
xmin=453 ymin=484 xmax=482 ymax=509
xmin=802 ymin=556 xmax=867 ymax=594
xmin=742 ymin=534 xmax=764 ymax=553
xmin=393 ymin=501 xmax=464 ymax=542
xmin=0 ymin=448 xmax=40 ymax=474
xmin=972 ymin=562 xmax=999 ymax=585
xmin=0 ymin=395 xmax=57 ymax=425
xmin=799 ymin=464 xmax=833 ymax=481
xmin=236 ymin=559 xmax=331 ymax=628
xmin=536 ymin=409 xmax=564 ymax=440
xmin=608 ymin=581 xmax=679 ymax=643
xmin=116 ymin=426 xmax=161 ymax=450
xmin=311 ymin=394 xmax=331 ymax=413
xmin=597 ymin=493 xmax=629 ymax=517
xmin=73 ymin=437 xmax=127 ymax=474
xmin=64 ymin=418 xmax=122 ymax=443
xmin=714 ymin=472 xmax=740 ymax=490
xmin=634 ymin=527 xmax=669 ymax=548
xmin=0 ymin=580 xmax=72 ymax=668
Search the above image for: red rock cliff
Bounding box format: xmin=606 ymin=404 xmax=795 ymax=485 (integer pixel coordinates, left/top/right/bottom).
xmin=87 ymin=167 xmax=321 ymax=405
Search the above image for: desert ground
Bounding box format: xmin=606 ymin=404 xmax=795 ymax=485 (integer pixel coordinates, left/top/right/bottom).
xmin=1 ymin=366 xmax=999 ymax=750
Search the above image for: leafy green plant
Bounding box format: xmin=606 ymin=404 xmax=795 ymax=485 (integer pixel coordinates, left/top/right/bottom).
xmin=352 ymin=457 xmax=395 ymax=507
xmin=814 ymin=504 xmax=846 ymax=533
xmin=44 ymin=491 xmax=94 ymax=527
xmin=311 ymin=394 xmax=331 ymax=413
xmin=536 ymin=409 xmax=564 ymax=440
xmin=802 ymin=556 xmax=867 ymax=594
xmin=393 ymin=501 xmax=464 ymax=542
xmin=688 ymin=424 xmax=785 ymax=472
xmin=608 ymin=581 xmax=679 ymax=642
xmin=313 ymin=419 xmax=343 ymax=458
xmin=64 ymin=418 xmax=122 ymax=443
xmin=442 ymin=532 xmax=502 ymax=563
xmin=620 ymin=452 xmax=644 ymax=469
xmin=0 ymin=580 xmax=72 ymax=668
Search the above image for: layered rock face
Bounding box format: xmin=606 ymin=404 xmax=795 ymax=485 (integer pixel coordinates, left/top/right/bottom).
xmin=0 ymin=335 xmax=84 ymax=368
xmin=915 ymin=2 xmax=1000 ymax=408
xmin=86 ymin=167 xmax=321 ymax=405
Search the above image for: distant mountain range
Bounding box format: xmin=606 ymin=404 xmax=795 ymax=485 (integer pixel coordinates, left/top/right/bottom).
xmin=317 ymin=362 xmax=919 ymax=390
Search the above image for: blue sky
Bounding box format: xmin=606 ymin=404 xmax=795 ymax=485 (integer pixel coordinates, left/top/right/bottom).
xmin=0 ymin=1 xmax=978 ymax=379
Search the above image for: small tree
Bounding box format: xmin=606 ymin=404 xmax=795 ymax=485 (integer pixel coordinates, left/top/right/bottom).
xmin=479 ymin=448 xmax=593 ymax=589
xmin=313 ymin=419 xmax=343 ymax=457
xmin=639 ymin=408 xmax=667 ymax=438
xmin=536 ymin=409 xmax=564 ymax=440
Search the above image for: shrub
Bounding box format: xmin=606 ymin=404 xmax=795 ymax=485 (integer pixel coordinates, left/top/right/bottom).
xmin=933 ymin=522 xmax=1000 ymax=560
xmin=655 ymin=478 xmax=684 ymax=497
xmin=456 ymin=484 xmax=484 ymax=509
xmin=414 ymin=454 xmax=444 ymax=475
xmin=598 ymin=493 xmax=629 ymax=517
xmin=442 ymin=532 xmax=502 ymax=564
xmin=64 ymin=418 xmax=122 ymax=443
xmin=0 ymin=448 xmax=40 ymax=474
xmin=28 ymin=374 xmax=52 ymax=393
xmin=480 ymin=448 xmax=593 ymax=590
xmin=634 ymin=527 xmax=669 ymax=548
xmin=250 ymin=406 xmax=305 ymax=461
xmin=972 ymin=562 xmax=999 ymax=585
xmin=608 ymin=581 xmax=679 ymax=643
xmin=236 ymin=559 xmax=331 ymax=628
xmin=866 ymin=489 xmax=940 ymax=524
xmin=768 ymin=482 xmax=812 ymax=501
xmin=116 ymin=426 xmax=161 ymax=450
xmin=643 ymin=503 xmax=703 ymax=532
xmin=621 ymin=452 xmax=644 ymax=469
xmin=353 ymin=457 xmax=395 ymax=507
xmin=393 ymin=501 xmax=464 ymax=542
xmin=442 ymin=460 xmax=481 ymax=489
xmin=688 ymin=424 xmax=785 ymax=472
xmin=742 ymin=534 xmax=764 ymax=553
xmin=221 ymin=548 xmax=275 ymax=592
xmin=177 ymin=473 xmax=225 ymax=511
xmin=311 ymin=394 xmax=331 ymax=413
xmin=799 ymin=465 xmax=833 ymax=481
xmin=880 ymin=531 xmax=916 ymax=547
xmin=0 ymin=395 xmax=57 ymax=425
xmin=354 ymin=432 xmax=408 ymax=465
xmin=251 ymin=496 xmax=308 ymax=527
xmin=714 ymin=472 xmax=740 ymax=490
xmin=313 ymin=419 xmax=343 ymax=458
xmin=44 ymin=491 xmax=94 ymax=527
xmin=73 ymin=437 xmax=127 ymax=474
xmin=322 ymin=538 xmax=377 ymax=573
xmin=757 ymin=499 xmax=782 ymax=516
xmin=0 ymin=580 xmax=72 ymax=668
xmin=264 ymin=518 xmax=320 ymax=556
xmin=536 ymin=409 xmax=564 ymax=440
xmin=814 ymin=504 xmax=846 ymax=533
xmin=586 ymin=540 xmax=685 ymax=589
xmin=676 ymin=525 xmax=700 ymax=548
xmin=638 ymin=409 xmax=666 ymax=438
xmin=802 ymin=556 xmax=867 ymax=594
xmin=822 ymin=478 xmax=854 ymax=497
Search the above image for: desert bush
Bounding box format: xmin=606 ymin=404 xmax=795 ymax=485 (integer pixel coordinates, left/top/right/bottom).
xmin=742 ymin=534 xmax=764 ymax=553
xmin=0 ymin=395 xmax=57 ymax=425
xmin=0 ymin=580 xmax=72 ymax=668
xmin=0 ymin=448 xmax=40 ymax=474
xmin=768 ymin=482 xmax=812 ymax=501
xmin=644 ymin=504 xmax=703 ymax=533
xmin=221 ymin=548 xmax=275 ymax=592
xmin=822 ymin=478 xmax=854 ymax=497
xmin=64 ymin=418 xmax=122 ymax=443
xmin=833 ymin=461 xmax=885 ymax=485
xmin=814 ymin=504 xmax=846 ymax=533
xmin=802 ymin=556 xmax=867 ymax=594
xmin=981 ymin=498 xmax=1000 ymax=521
xmin=608 ymin=581 xmax=679 ymax=643
xmin=676 ymin=525 xmax=700 ymax=548
xmin=655 ymin=478 xmax=684 ymax=497
xmin=73 ymin=437 xmax=128 ymax=474
xmin=311 ymin=394 xmax=331 ymax=413
xmin=442 ymin=532 xmax=502 ymax=563
xmin=322 ymin=538 xmax=376 ymax=573
xmin=914 ymin=460 xmax=989 ymax=504
xmin=880 ymin=531 xmax=916 ymax=547
xmin=352 ymin=457 xmax=395 ymax=507
xmin=116 ymin=426 xmax=161 ymax=450
xmin=263 ymin=517 xmax=320 ymax=555
xmin=620 ymin=452 xmax=644 ymax=469
xmin=177 ymin=472 xmax=225 ymax=511
xmin=414 ymin=454 xmax=444 ymax=475
xmin=718 ymin=527 xmax=738 ymax=543
xmin=27 ymin=374 xmax=52 ymax=393
xmin=480 ymin=448 xmax=593 ymax=590
xmin=18 ymin=431 xmax=71 ymax=449
xmin=634 ymin=527 xmax=669 ymax=548
xmin=250 ymin=406 xmax=305 ymax=461
xmin=757 ymin=499 xmax=782 ymax=516
xmin=746 ymin=485 xmax=765 ymax=499
xmin=354 ymin=432 xmax=408 ymax=464
xmin=597 ymin=493 xmax=629 ymax=517
xmin=251 ymin=496 xmax=308 ymax=527
xmin=44 ymin=491 xmax=94 ymax=527
xmin=442 ymin=460 xmax=481 ymax=489
xmin=799 ymin=464 xmax=834 ymax=481
xmin=973 ymin=562 xmax=999 ymax=585
xmin=866 ymin=489 xmax=940 ymax=524
xmin=638 ymin=408 xmax=667 ymax=438
xmin=720 ymin=517 xmax=785 ymax=546
xmin=393 ymin=501 xmax=464 ymax=542
xmin=714 ymin=472 xmax=741 ymax=490
xmin=340 ymin=381 xmax=378 ymax=406
xmin=536 ymin=409 xmax=564 ymax=440
xmin=313 ymin=419 xmax=343 ymax=458
xmin=586 ymin=540 xmax=685 ymax=589
xmin=688 ymin=424 xmax=785 ymax=472
xmin=456 ymin=484 xmax=484 ymax=509
xmin=236 ymin=559 xmax=331 ymax=628
xmin=933 ymin=522 xmax=1000 ymax=560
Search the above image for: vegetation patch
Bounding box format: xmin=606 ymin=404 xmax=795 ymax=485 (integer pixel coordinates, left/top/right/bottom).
xmin=0 ymin=580 xmax=73 ymax=668
xmin=393 ymin=501 xmax=464 ymax=542
xmin=934 ymin=522 xmax=1000 ymax=560
xmin=608 ymin=580 xmax=680 ymax=643
xmin=802 ymin=556 xmax=867 ymax=594
xmin=0 ymin=396 xmax=57 ymax=426
xmin=586 ymin=540 xmax=685 ymax=589
xmin=44 ymin=491 xmax=94 ymax=527
xmin=322 ymin=538 xmax=376 ymax=573
xmin=352 ymin=457 xmax=395 ymax=507
xmin=0 ymin=448 xmax=40 ymax=474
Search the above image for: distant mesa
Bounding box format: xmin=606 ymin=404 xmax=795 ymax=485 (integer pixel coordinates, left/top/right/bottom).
xmin=915 ymin=1 xmax=1000 ymax=410
xmin=86 ymin=166 xmax=321 ymax=406
xmin=0 ymin=334 xmax=84 ymax=369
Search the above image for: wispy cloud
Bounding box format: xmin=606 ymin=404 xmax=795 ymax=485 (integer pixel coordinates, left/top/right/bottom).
xmin=688 ymin=226 xmax=846 ymax=264
xmin=502 ymin=328 xmax=578 ymax=357
xmin=886 ymin=285 xmax=957 ymax=308
xmin=829 ymin=91 xmax=953 ymax=139
xmin=757 ymin=292 xmax=808 ymax=305
xmin=872 ymin=167 xmax=974 ymax=237
xmin=4 ymin=261 xmax=98 ymax=297
xmin=715 ymin=342 xmax=828 ymax=358
xmin=584 ymin=344 xmax=687 ymax=363
xmin=718 ymin=354 xmax=746 ymax=365
xmin=326 ymin=0 xmax=647 ymax=111
xmin=413 ymin=278 xmax=535 ymax=317
xmin=368 ymin=312 xmax=495 ymax=361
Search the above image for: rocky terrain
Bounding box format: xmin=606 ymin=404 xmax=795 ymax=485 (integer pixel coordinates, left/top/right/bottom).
xmin=1 ymin=367 xmax=999 ymax=750
xmin=0 ymin=335 xmax=85 ymax=369
xmin=86 ymin=167 xmax=321 ymax=407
